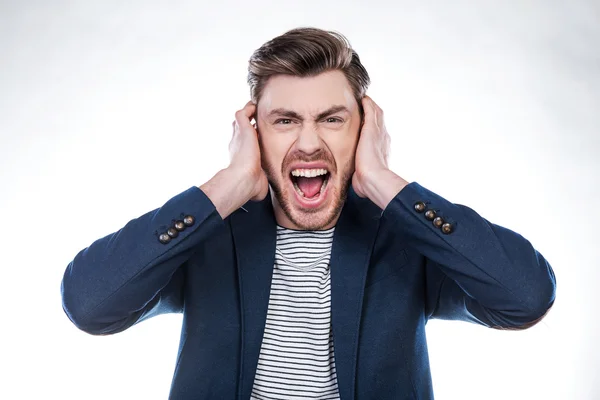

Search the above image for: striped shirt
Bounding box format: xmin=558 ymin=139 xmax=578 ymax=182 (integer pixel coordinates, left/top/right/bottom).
xmin=250 ymin=225 xmax=340 ymax=400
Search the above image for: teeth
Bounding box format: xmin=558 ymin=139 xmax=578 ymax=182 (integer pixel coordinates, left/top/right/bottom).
xmin=291 ymin=168 xmax=328 ymax=177
xmin=293 ymin=181 xmax=305 ymax=197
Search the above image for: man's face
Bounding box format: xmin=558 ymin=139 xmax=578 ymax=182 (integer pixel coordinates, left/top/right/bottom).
xmin=256 ymin=70 xmax=362 ymax=230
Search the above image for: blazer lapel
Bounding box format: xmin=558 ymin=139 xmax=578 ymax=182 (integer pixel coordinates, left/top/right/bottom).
xmin=230 ymin=189 xmax=381 ymax=400
xmin=230 ymin=197 xmax=277 ymax=399
xmin=330 ymin=189 xmax=382 ymax=399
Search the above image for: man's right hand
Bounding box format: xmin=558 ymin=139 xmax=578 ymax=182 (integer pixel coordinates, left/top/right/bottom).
xmin=199 ymin=102 xmax=269 ymax=219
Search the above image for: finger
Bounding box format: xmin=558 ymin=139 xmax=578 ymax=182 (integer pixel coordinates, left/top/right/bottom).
xmin=232 ymin=120 xmax=242 ymax=141
xmin=366 ymin=96 xmax=384 ymax=126
xmin=377 ymin=109 xmax=384 ymax=129
xmin=239 ymin=101 xmax=256 ymax=120
xmin=235 ymin=102 xmax=257 ymax=131
xmin=361 ymin=96 xmax=377 ymax=127
xmin=363 ymin=97 xmax=383 ymax=131
xmin=375 ymin=103 xmax=384 ymax=122
xmin=229 ymin=121 xmax=237 ymax=143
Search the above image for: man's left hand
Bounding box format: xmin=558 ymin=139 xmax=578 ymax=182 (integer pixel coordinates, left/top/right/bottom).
xmin=352 ymin=96 xmax=410 ymax=210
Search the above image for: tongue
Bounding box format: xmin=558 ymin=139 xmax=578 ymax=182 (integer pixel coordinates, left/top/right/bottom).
xmin=296 ymin=176 xmax=324 ymax=198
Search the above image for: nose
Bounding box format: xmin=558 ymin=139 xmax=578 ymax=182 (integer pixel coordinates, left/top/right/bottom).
xmin=295 ymin=126 xmax=322 ymax=156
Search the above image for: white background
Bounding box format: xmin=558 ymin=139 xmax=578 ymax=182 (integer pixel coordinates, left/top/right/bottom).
xmin=1 ymin=1 xmax=598 ymax=399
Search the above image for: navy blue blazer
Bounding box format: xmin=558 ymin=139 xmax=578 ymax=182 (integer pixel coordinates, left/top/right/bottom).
xmin=61 ymin=182 xmax=556 ymax=399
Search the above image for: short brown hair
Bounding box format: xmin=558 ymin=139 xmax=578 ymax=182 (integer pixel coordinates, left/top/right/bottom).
xmin=247 ymin=27 xmax=370 ymax=109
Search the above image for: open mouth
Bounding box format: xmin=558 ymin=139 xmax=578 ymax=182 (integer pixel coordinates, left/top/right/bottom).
xmin=290 ymin=168 xmax=330 ymax=201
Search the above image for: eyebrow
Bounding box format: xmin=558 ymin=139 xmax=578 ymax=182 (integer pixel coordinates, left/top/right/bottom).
xmin=266 ymin=105 xmax=350 ymax=121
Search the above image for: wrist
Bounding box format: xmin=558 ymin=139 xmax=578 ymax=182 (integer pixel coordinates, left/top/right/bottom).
xmin=199 ymin=168 xmax=254 ymax=219
xmin=361 ymin=169 xmax=409 ymax=210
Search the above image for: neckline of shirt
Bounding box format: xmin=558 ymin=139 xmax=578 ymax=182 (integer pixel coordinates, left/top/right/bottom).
xmin=276 ymin=225 xmax=336 ymax=235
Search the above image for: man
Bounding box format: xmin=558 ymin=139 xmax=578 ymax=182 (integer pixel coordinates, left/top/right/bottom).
xmin=61 ymin=28 xmax=556 ymax=399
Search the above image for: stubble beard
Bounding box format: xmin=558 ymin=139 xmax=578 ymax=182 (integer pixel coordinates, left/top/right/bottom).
xmin=263 ymin=155 xmax=355 ymax=231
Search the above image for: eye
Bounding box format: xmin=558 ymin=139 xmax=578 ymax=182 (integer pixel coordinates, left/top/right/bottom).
xmin=325 ymin=117 xmax=343 ymax=123
xmin=275 ymin=119 xmax=293 ymax=125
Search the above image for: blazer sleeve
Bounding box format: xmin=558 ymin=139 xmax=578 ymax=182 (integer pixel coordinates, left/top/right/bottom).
xmin=61 ymin=186 xmax=223 ymax=335
xmin=381 ymin=182 xmax=556 ymax=329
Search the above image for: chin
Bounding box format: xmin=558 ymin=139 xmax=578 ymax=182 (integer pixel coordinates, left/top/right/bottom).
xmin=287 ymin=205 xmax=337 ymax=231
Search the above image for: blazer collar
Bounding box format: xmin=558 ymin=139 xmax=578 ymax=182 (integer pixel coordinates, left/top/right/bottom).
xmin=230 ymin=189 xmax=381 ymax=399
